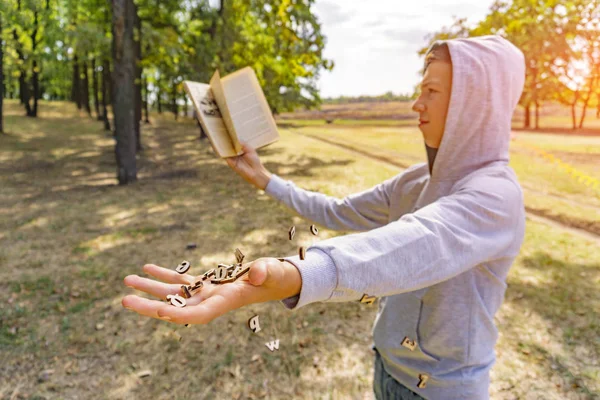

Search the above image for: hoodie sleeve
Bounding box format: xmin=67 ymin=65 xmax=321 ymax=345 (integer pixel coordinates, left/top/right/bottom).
xmin=264 ymin=173 xmax=397 ymax=232
xmin=278 ymin=177 xmax=524 ymax=310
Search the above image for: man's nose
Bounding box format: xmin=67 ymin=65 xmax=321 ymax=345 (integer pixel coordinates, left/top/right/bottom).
xmin=412 ymin=101 xmax=425 ymax=113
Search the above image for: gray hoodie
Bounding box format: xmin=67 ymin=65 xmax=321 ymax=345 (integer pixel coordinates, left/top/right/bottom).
xmin=264 ymin=35 xmax=526 ymax=399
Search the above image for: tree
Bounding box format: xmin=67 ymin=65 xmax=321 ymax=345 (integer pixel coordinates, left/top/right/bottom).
xmin=419 ymin=0 xmax=580 ymax=130
xmin=216 ymin=0 xmax=333 ymax=113
xmin=571 ymin=0 xmax=600 ymax=128
xmin=133 ymin=2 xmax=141 ymax=150
xmin=0 ymin=9 xmax=4 ymax=134
xmin=112 ymin=0 xmax=137 ymax=184
xmin=2 ymin=0 xmax=333 ymax=178
xmin=91 ymin=57 xmax=100 ymax=118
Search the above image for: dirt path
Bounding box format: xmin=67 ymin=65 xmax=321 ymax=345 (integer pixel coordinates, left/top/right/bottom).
xmin=284 ymin=129 xmax=600 ymax=245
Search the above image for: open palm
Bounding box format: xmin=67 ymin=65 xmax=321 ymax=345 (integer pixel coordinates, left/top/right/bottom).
xmin=122 ymin=258 xmax=300 ymax=325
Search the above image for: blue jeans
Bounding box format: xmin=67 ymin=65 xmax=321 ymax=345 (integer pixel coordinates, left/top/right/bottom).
xmin=373 ymin=348 xmax=426 ymax=400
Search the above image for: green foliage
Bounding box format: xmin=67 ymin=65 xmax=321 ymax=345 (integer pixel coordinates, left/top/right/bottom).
xmin=2 ymin=0 xmax=332 ymax=113
xmin=223 ymin=0 xmax=334 ymax=113
xmin=323 ymin=91 xmax=415 ymax=105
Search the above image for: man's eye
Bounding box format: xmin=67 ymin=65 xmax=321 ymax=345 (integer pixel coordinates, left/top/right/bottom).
xmin=428 ymin=88 xmax=436 ymax=93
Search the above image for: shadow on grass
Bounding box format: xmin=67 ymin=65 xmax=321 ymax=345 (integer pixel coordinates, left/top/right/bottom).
xmin=1 ymin=111 xmax=378 ymax=398
xmin=504 ymin=251 xmax=599 ymax=397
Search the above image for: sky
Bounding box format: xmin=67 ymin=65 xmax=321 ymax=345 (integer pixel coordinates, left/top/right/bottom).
xmin=312 ymin=0 xmax=496 ymax=98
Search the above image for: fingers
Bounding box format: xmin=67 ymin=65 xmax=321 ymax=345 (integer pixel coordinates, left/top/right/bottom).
xmin=240 ymin=141 xmax=256 ymax=155
xmin=123 ymin=259 xmax=281 ymax=326
xmin=122 ymin=295 xmax=173 ymax=321
xmin=123 ymin=274 xmax=184 ymax=299
xmin=142 ymin=264 xmax=194 ymax=284
xmin=157 ymin=285 xmax=249 ymax=325
xmin=122 ymin=289 xmax=210 ymax=322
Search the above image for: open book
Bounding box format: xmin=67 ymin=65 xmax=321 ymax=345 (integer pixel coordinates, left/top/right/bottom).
xmin=183 ymin=67 xmax=280 ymax=158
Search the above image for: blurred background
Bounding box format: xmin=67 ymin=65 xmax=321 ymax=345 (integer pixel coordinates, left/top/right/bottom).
xmin=0 ymin=0 xmax=598 ymax=399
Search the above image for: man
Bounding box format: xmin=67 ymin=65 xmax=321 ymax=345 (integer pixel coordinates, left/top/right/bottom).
xmin=123 ymin=35 xmax=526 ymax=399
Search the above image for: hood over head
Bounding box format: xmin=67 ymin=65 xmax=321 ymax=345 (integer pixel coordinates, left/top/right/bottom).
xmin=428 ymin=35 xmax=525 ymax=181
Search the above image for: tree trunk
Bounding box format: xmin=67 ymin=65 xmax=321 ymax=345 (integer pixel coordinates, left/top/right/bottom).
xmin=72 ymin=55 xmax=81 ymax=108
xmin=524 ymin=103 xmax=530 ymax=128
xmin=534 ymin=101 xmax=539 ymax=130
xmin=210 ymin=0 xmax=225 ymax=66
xmin=142 ymin=74 xmax=150 ymax=123
xmin=578 ymin=74 xmax=596 ymax=129
xmin=92 ymin=58 xmax=101 ymax=120
xmin=112 ymin=0 xmax=137 ymax=184
xmin=101 ymin=59 xmax=111 ymax=131
xmin=13 ymin=36 xmax=26 ymax=106
xmin=195 ymin=112 xmax=207 ymax=140
xmin=18 ymin=70 xmax=27 ymax=106
xmin=133 ymin=3 xmax=142 ymax=151
xmin=171 ymin=81 xmax=178 ymax=120
xmin=571 ymin=102 xmax=577 ymax=130
xmin=24 ymin=9 xmax=39 ymax=117
xmin=32 ymin=11 xmax=39 ymax=117
xmin=82 ymin=60 xmax=92 ymax=116
xmin=0 ymin=13 xmax=3 ymax=134
xmin=157 ymin=85 xmax=162 ymax=113
xmin=30 ymin=58 xmax=39 ymax=117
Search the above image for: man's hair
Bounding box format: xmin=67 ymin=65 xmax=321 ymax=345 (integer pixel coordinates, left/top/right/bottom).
xmin=424 ymin=41 xmax=452 ymax=71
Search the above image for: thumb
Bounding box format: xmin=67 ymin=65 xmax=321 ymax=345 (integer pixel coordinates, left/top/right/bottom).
xmin=240 ymin=141 xmax=254 ymax=153
xmin=248 ymin=260 xmax=270 ymax=286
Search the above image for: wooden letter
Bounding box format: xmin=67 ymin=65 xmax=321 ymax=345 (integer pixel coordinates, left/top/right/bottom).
xmin=401 ymin=336 xmax=417 ymax=351
xmin=214 ymin=266 xmax=228 ymax=280
xmin=234 ymin=248 xmax=245 ymax=264
xmin=265 ymin=339 xmax=280 ymax=352
xmin=201 ymin=268 xmax=215 ymax=280
xmin=166 ymin=294 xmax=186 ymax=308
xmin=181 ymin=285 xmax=192 ymax=299
xmin=417 ymin=374 xmax=429 ymax=389
xmin=175 ymin=261 xmax=191 ymax=274
xmin=359 ymin=294 xmax=376 ymax=305
xmin=299 ymin=246 xmax=306 ymax=260
xmin=248 ymin=315 xmax=261 ymax=333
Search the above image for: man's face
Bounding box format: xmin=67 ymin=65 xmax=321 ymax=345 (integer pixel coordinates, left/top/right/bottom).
xmin=411 ymin=61 xmax=453 ymax=148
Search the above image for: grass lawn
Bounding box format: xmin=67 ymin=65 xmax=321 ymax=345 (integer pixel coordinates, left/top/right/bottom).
xmin=0 ymin=100 xmax=598 ymax=399
xmin=278 ymin=122 xmax=600 ymax=237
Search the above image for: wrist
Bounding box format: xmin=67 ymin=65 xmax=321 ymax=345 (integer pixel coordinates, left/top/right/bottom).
xmin=279 ymin=259 xmax=302 ymax=299
xmin=254 ymin=169 xmax=272 ymax=190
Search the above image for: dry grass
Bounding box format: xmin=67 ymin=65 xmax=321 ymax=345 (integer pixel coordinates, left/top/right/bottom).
xmin=279 ymin=100 xmax=600 ymax=131
xmin=277 ymin=122 xmax=600 ymax=237
xmin=0 ymin=100 xmax=598 ymax=399
xmin=279 ymin=101 xmax=416 ymax=122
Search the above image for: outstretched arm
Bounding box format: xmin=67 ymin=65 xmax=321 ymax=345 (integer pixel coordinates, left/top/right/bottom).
xmin=225 ymin=142 xmax=409 ymax=232
xmin=278 ymin=177 xmax=525 ymax=310
xmin=264 ymin=173 xmax=396 ymax=232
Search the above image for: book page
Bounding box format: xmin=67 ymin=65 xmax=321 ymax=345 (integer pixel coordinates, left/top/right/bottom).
xmin=183 ymin=80 xmax=237 ymax=158
xmin=209 ymin=71 xmax=243 ymax=155
xmin=220 ymin=67 xmax=280 ymax=151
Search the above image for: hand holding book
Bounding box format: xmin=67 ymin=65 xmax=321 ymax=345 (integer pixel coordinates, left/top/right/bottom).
xmin=225 ymin=142 xmax=273 ymax=190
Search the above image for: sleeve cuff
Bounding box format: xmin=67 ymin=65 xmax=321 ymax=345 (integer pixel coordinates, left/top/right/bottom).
xmin=264 ymin=174 xmax=289 ymax=200
xmin=277 ymin=248 xmax=337 ymax=310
